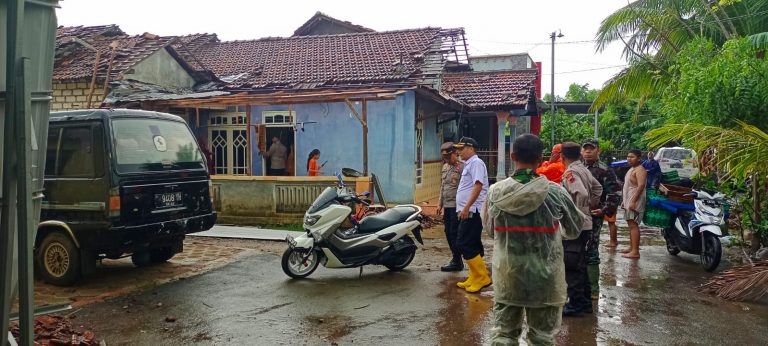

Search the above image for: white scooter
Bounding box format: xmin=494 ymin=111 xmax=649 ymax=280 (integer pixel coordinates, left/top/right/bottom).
xmin=281 ymin=173 xmax=424 ymax=279
xmin=661 ymin=189 xmax=727 ymax=272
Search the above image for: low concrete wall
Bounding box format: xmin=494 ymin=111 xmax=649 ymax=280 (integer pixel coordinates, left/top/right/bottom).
xmin=212 ymin=175 xmax=371 ymax=225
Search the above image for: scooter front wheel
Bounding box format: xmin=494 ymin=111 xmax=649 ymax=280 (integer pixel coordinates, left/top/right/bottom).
xmin=700 ymin=233 xmax=722 ymax=272
xmin=281 ymin=247 xmax=320 ymax=279
xmin=663 ymin=229 xmax=680 ymax=256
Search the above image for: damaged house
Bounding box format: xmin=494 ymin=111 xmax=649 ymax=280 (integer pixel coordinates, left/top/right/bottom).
xmin=53 ymin=13 xmax=542 ymax=223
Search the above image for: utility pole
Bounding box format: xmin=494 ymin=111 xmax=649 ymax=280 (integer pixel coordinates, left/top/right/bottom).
xmin=549 ymin=30 xmax=563 ymax=147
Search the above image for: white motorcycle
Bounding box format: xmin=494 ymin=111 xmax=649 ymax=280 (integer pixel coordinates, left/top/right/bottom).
xmin=281 ymin=173 xmax=424 ymax=279
xmin=661 ymin=189 xmax=727 ymax=272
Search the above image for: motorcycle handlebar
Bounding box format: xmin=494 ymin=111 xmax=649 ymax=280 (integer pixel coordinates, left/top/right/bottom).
xmin=335 ymin=172 xmax=344 ymax=187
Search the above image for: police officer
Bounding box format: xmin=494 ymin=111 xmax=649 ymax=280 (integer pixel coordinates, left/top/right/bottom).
xmin=560 ymin=142 xmax=602 ymax=317
xmin=581 ymin=139 xmax=621 ymax=264
xmin=436 ymin=142 xmax=464 ymax=271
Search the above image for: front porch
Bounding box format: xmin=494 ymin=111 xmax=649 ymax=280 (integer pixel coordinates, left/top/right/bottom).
xmin=211 ymin=175 xmax=372 ymax=225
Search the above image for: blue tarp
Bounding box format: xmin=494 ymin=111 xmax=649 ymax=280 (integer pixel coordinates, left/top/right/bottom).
xmin=649 ymin=198 xmax=695 ymax=214
xmin=609 ymin=160 xmax=628 ymax=168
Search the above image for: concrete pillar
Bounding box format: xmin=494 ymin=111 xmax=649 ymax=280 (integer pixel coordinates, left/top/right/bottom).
xmin=508 ymin=116 xmax=518 ymax=174
xmin=496 ymin=111 xmax=509 ymax=181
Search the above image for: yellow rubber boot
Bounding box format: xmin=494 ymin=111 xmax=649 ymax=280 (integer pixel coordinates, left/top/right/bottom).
xmin=456 ymin=259 xmax=476 ymax=288
xmin=465 ymin=255 xmax=491 ymax=293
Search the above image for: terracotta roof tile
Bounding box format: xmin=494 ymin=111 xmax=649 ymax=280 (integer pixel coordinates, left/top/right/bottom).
xmin=193 ymin=28 xmax=445 ymax=89
xmin=441 ymin=70 xmax=537 ymax=110
xmin=54 ymin=25 xmax=214 ymax=81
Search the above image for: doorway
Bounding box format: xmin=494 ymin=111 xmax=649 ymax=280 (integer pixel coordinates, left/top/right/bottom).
xmin=261 ymin=111 xmax=296 ymax=176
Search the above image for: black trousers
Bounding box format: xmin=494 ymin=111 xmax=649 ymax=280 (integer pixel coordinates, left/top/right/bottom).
xmin=268 ymin=168 xmax=286 ymax=176
xmin=563 ymin=230 xmax=591 ymax=307
xmin=456 ymin=211 xmax=484 ymax=260
xmin=442 ymin=207 xmax=460 ymax=259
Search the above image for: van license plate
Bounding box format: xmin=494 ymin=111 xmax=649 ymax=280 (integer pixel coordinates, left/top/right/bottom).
xmin=155 ymin=192 xmax=183 ymax=208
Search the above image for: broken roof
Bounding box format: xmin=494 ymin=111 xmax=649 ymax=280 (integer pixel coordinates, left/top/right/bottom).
xmin=54 ymin=25 xmax=217 ymax=82
xmin=193 ymin=27 xmax=453 ymax=90
xmin=293 ymin=11 xmax=375 ymax=37
xmin=441 ymin=70 xmax=537 ymax=111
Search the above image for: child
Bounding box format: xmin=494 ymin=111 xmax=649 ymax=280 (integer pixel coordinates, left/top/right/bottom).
xmin=307 ymin=149 xmax=323 ymax=176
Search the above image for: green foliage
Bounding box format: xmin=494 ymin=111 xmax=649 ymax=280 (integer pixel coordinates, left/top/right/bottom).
xmin=543 ymin=93 xmax=564 ymax=103
xmin=541 ymin=83 xmax=660 ymax=150
xmin=593 ymin=0 xmax=768 ymax=110
xmin=662 ymin=37 xmax=768 ymax=130
xmin=540 ymin=110 xmax=594 ymax=149
xmin=565 ymin=83 xmax=599 ymax=102
xmin=748 ymin=31 xmax=768 ymax=49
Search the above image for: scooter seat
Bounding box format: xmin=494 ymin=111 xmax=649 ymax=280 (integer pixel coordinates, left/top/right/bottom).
xmin=357 ymin=206 xmax=417 ymax=233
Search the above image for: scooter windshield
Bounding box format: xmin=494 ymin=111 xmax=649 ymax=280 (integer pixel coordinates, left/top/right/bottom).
xmin=308 ymin=187 xmax=337 ymax=214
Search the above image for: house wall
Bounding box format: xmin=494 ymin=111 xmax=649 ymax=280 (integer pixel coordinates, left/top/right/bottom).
xmin=51 ymin=79 xmax=105 ymax=111
xmin=470 ymin=54 xmax=534 ymax=71
xmin=128 ymin=49 xmax=196 ymax=89
xmin=246 ymin=91 xmax=418 ymax=204
xmin=414 ymin=97 xmax=444 ymax=203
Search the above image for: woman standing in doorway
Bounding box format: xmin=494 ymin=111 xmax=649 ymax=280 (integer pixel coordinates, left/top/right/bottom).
xmin=307 ymin=149 xmax=323 ymax=176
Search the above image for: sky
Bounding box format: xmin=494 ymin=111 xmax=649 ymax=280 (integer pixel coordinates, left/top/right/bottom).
xmin=55 ymin=0 xmax=629 ymax=97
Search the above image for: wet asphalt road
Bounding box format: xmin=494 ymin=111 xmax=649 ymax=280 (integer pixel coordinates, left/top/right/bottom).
xmin=68 ymin=231 xmax=768 ymax=345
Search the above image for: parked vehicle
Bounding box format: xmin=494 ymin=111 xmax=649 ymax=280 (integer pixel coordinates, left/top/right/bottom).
xmin=37 ymin=109 xmax=216 ymax=285
xmin=656 ymin=147 xmax=699 ymax=179
xmin=658 ymin=189 xmax=727 ymax=272
xmin=281 ymin=173 xmax=423 ymax=278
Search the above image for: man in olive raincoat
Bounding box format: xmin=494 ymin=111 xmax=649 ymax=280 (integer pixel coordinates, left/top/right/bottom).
xmin=482 ymin=134 xmax=585 ymax=346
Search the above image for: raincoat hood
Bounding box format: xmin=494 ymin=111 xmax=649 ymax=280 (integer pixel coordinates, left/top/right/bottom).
xmin=488 ymin=176 xmax=550 ymax=216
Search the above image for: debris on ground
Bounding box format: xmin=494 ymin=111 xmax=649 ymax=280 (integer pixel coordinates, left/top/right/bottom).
xmin=164 ymin=315 xmax=177 ymax=323
xmin=9 ymin=315 xmax=98 ymax=345
xmin=699 ymin=260 xmax=768 ymax=301
xmin=420 ymin=214 xmax=442 ymax=229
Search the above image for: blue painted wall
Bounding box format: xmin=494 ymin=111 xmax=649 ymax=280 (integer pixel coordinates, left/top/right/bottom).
xmin=248 ymin=91 xmax=418 ymax=204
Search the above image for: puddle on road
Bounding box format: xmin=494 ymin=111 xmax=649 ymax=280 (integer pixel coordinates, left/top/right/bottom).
xmin=303 ymin=314 xmax=356 ymax=343
xmin=435 ymin=276 xmax=494 ymax=346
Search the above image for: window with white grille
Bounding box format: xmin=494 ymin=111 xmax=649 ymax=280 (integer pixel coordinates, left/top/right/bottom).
xmin=208 ymin=111 xmax=249 ymax=175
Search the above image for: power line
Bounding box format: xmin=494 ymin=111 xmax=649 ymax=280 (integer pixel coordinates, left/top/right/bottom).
xmin=473 ymin=9 xmax=768 ymax=47
xmin=541 ymin=64 xmax=627 ymax=75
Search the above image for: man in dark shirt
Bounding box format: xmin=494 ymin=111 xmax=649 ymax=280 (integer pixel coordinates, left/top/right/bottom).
xmin=642 ymin=151 xmax=661 ymax=189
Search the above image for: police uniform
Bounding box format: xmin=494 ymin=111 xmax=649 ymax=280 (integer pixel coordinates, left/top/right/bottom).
xmin=582 ymin=140 xmax=622 ymax=263
xmin=439 ymin=142 xmax=464 ymax=271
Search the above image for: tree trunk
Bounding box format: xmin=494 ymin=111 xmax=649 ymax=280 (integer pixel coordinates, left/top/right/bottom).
xmin=699 ymin=0 xmax=733 ymax=40
xmin=751 ymin=177 xmax=763 ymax=254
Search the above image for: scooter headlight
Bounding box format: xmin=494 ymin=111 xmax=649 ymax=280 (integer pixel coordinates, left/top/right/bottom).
xmin=304 ymin=215 xmax=320 ymax=226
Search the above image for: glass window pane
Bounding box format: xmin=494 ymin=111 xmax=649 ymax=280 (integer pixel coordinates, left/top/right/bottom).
xmin=112 ymin=119 xmax=204 ymax=173
xmin=58 ymin=127 xmax=95 ymax=177
xmin=45 ymin=128 xmax=60 ymax=176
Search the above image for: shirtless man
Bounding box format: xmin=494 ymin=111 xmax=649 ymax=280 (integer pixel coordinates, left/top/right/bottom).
xmin=621 ymin=150 xmax=647 ymax=259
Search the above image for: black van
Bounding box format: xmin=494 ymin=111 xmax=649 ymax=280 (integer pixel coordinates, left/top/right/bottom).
xmin=37 ymin=109 xmax=216 ymax=286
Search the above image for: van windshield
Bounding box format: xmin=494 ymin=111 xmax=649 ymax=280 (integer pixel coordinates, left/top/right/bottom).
xmin=111 ymin=118 xmax=205 ymax=173
xmin=659 ymin=149 xmax=693 ymax=161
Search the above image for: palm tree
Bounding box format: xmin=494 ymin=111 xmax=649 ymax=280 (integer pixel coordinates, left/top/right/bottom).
xmin=593 ymin=0 xmax=768 ymax=109
xmin=646 ymin=121 xmax=768 ymax=252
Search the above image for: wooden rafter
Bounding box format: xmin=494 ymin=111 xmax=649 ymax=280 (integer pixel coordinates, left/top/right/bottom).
xmin=152 ymin=88 xmax=409 ymax=108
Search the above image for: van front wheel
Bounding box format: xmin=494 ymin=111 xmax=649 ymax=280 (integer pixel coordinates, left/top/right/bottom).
xmin=37 ymin=232 xmax=81 ymax=286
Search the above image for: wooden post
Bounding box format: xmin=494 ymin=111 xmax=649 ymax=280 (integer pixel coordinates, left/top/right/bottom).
xmin=362 ymin=99 xmax=369 ymax=176
xmin=86 ymin=50 xmax=102 ymax=108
